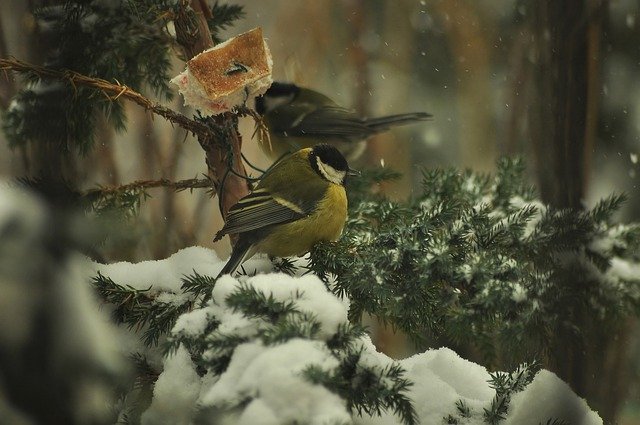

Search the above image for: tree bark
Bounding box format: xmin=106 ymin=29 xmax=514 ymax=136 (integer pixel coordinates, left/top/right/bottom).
xmin=529 ymin=2 xmax=630 ymax=422
xmin=174 ymin=0 xmax=250 ymax=223
xmin=530 ymin=1 xmax=599 ymax=209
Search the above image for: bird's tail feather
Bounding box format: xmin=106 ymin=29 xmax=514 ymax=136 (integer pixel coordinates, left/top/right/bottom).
xmin=217 ymin=239 xmax=253 ymax=278
xmin=364 ymin=112 xmax=432 ymax=132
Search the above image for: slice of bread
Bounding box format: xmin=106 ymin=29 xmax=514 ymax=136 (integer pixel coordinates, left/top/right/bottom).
xmin=172 ymin=27 xmax=273 ymax=115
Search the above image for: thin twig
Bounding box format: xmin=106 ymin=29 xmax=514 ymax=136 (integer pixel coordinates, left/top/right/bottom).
xmin=0 ymin=19 xmax=15 ymax=110
xmin=86 ymin=177 xmax=213 ymax=197
xmin=0 ymin=57 xmax=212 ymax=141
xmin=236 ymin=104 xmax=271 ymax=152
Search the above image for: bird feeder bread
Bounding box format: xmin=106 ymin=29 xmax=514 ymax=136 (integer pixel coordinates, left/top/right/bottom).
xmin=171 ymin=27 xmax=273 ymax=115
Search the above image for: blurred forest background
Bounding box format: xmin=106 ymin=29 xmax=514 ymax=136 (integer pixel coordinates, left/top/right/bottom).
xmin=1 ymin=0 xmax=639 ymax=423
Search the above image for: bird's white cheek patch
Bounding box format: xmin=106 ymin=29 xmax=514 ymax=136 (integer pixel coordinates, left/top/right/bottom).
xmin=263 ymin=93 xmax=295 ymax=112
xmin=316 ymin=157 xmax=346 ymax=185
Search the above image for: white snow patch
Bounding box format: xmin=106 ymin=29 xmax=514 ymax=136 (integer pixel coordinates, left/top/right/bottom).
xmin=172 ymin=308 xmax=211 ymax=336
xmin=213 ymin=273 xmax=350 ymax=339
xmin=511 ymin=283 xmax=528 ymax=302
xmin=202 ymin=339 xmax=349 ymax=425
xmin=504 ymin=370 xmax=603 ymax=425
xmin=141 ymin=346 xmax=201 ymax=425
xmin=94 ymin=246 xmax=222 ymax=294
xmin=90 ymin=245 xmax=603 ymax=425
xmin=589 ymin=224 xmax=628 ymax=254
xmin=609 ymin=257 xmax=640 ymax=282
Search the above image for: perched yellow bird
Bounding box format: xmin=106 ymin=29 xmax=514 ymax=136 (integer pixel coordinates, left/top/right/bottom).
xmin=255 ymin=82 xmax=432 ymax=161
xmin=215 ymin=144 xmax=356 ymax=277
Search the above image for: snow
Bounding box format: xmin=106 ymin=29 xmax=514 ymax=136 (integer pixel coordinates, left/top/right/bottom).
xmin=93 ymin=246 xmax=222 ymax=294
xmin=0 ymin=184 xmax=47 ymax=346
xmin=4 ymin=191 xmax=594 ymax=425
xmin=589 ymin=224 xmax=629 ymax=254
xmin=0 ymin=185 xmax=125 ymax=423
xmin=504 ymin=370 xmax=603 ymax=425
xmin=356 ymin=347 xmax=494 ymax=424
xmin=77 ymin=242 xmax=608 ymax=425
xmin=172 ymin=307 xmax=211 ymax=336
xmin=141 ymin=346 xmax=201 ymax=425
xmin=609 ymin=257 xmax=640 ymax=281
xmin=511 ymin=283 xmax=527 ymax=302
xmin=358 ymin=348 xmax=602 ymax=425
xmin=86 ymin=245 xmax=605 ymax=425
xmin=202 ymin=339 xmax=349 ymax=425
xmin=210 ymin=272 xmax=350 ymax=340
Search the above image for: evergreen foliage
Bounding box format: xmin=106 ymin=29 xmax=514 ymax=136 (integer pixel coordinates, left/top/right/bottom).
xmin=92 ymin=272 xmax=193 ymax=346
xmin=86 ymin=160 xmax=638 ymax=423
xmin=207 ymin=1 xmax=246 ymax=43
xmin=3 ymin=0 xmax=177 ymax=152
xmin=2 ymin=0 xmax=246 ymax=154
xmin=153 ymin=273 xmax=416 ymax=424
xmin=482 ymin=360 xmax=541 ymax=424
xmin=443 ymin=360 xmax=569 ymax=425
xmin=2 ymin=1 xmax=636 ymax=423
xmin=309 ymin=158 xmax=640 ymax=364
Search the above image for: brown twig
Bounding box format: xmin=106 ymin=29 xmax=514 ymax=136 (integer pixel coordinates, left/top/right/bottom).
xmin=237 ymin=104 xmax=271 ymax=152
xmin=0 ymin=57 xmax=212 ymax=140
xmin=0 ymin=19 xmax=15 ymax=110
xmin=86 ymin=177 xmax=213 ymax=197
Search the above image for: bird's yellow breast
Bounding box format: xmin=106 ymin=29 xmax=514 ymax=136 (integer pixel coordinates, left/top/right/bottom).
xmin=254 ymin=184 xmax=347 ymax=258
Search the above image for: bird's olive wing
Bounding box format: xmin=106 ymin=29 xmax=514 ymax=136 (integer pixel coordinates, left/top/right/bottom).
xmin=213 ymin=189 xmax=318 ymax=241
xmin=281 ymin=106 xmax=374 ymax=138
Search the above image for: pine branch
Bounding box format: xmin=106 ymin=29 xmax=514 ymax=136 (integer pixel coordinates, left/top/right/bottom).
xmin=270 ymin=257 xmax=299 ymax=275
xmin=208 ymin=1 xmax=245 ymax=43
xmin=130 ymin=353 xmax=161 ymax=390
xmin=450 ymin=400 xmax=471 ymax=419
xmin=180 ymin=271 xmax=218 ymax=305
xmin=0 ymin=57 xmax=212 ymax=140
xmin=483 ymin=360 xmax=541 ymax=424
xmin=86 ymin=177 xmax=214 ymax=198
xmin=304 ymin=349 xmax=418 ymax=425
xmin=0 ymin=18 xmax=15 ymax=110
xmin=225 ymin=282 xmax=301 ymax=323
xmin=539 ymin=420 xmax=569 ymax=425
xmin=311 ymin=157 xmax=640 ymax=366
xmin=82 ymin=177 xmax=215 ymax=218
xmin=260 ymin=312 xmax=321 ymax=345
xmin=92 ymin=273 xmax=193 ymax=346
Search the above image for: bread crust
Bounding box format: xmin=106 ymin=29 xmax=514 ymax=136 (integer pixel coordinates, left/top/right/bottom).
xmin=171 ymin=27 xmax=273 ymax=114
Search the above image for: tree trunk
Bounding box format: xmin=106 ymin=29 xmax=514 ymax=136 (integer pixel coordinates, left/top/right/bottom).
xmin=174 ymin=0 xmax=250 ymax=223
xmin=529 ymin=2 xmax=630 ymax=422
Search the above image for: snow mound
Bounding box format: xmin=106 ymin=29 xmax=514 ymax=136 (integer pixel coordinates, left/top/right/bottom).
xmin=93 ymin=247 xmax=603 ymax=425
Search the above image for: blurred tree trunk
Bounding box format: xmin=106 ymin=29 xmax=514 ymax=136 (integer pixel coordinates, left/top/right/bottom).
xmin=24 ymin=0 xmax=80 ymax=184
xmin=529 ymin=1 xmax=630 ymax=422
xmin=530 ymin=1 xmax=597 ymax=208
xmin=434 ymin=0 xmax=496 ymax=172
xmin=10 ymin=0 xmax=82 ymax=187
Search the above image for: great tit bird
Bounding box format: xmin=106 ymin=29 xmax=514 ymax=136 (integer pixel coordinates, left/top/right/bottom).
xmin=255 ymin=82 xmax=432 ymax=162
xmin=215 ymin=143 xmax=355 ymax=277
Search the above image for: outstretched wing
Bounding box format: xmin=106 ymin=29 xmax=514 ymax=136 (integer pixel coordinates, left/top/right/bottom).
xmin=213 ymin=188 xmax=318 ymax=241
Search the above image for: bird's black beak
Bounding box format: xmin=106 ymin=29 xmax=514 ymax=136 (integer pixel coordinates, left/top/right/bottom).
xmin=347 ymin=168 xmax=360 ymax=177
